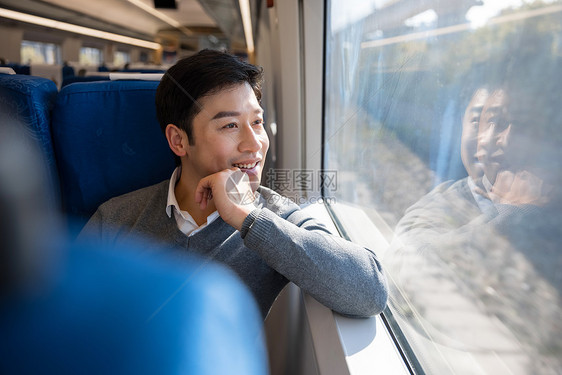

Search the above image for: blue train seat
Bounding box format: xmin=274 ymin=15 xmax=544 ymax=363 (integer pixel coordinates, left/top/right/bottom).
xmin=52 ymin=80 xmax=176 ymax=227
xmin=0 ymin=240 xmax=268 ymax=375
xmin=0 ymin=74 xmax=59 ymax=202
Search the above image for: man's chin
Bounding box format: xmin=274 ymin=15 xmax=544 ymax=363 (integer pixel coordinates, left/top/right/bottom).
xmin=246 ymin=171 xmax=260 ymax=192
xmin=484 ymin=162 xmax=504 ymax=185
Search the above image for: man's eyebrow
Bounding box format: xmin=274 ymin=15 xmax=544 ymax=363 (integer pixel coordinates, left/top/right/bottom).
xmin=470 ymin=105 xmax=484 ymax=113
xmin=212 ymin=111 xmax=241 ymax=120
xmin=211 ymin=109 xmax=263 ymax=120
xmin=485 ymin=107 xmax=502 ymax=116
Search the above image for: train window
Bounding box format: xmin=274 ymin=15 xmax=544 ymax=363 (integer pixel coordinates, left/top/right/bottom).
xmin=79 ymin=47 xmax=104 ymax=66
xmin=114 ymin=50 xmax=130 ymax=67
xmin=324 ymin=0 xmax=562 ymax=374
xmin=20 ymin=40 xmax=61 ymax=64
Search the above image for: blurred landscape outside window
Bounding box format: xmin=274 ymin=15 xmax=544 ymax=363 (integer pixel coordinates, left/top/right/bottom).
xmin=79 ymin=47 xmax=103 ymax=66
xmin=21 ymin=40 xmax=61 ymax=65
xmin=114 ymin=50 xmax=130 ymax=68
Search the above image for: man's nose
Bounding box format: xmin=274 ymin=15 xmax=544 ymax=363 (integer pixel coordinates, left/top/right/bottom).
xmin=496 ymin=124 xmax=511 ymax=147
xmin=239 ymin=125 xmax=262 ymax=153
xmin=478 ymin=123 xmax=496 ymax=147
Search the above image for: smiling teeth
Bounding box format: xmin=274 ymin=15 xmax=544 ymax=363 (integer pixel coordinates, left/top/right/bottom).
xmin=234 ymin=162 xmax=258 ymax=169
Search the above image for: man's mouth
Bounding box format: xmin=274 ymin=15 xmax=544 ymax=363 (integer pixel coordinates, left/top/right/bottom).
xmin=490 ymin=149 xmax=504 ymax=159
xmin=233 ymin=161 xmax=260 ymax=170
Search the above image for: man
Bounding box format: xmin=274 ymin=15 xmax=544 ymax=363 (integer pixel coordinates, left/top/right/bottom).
xmin=80 ymin=49 xmax=388 ymax=318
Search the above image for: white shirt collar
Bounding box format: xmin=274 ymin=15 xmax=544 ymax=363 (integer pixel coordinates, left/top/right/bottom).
xmin=481 ymin=174 xmax=493 ymax=194
xmin=166 ymin=166 xmax=219 ymax=236
xmin=166 ymin=166 xmax=182 ymax=218
xmin=468 ymin=176 xmax=493 ymax=212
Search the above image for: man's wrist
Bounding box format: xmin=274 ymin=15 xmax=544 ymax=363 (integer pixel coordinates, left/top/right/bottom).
xmin=240 ymin=208 xmax=260 ymax=237
xmin=226 ymin=204 xmax=254 ymax=232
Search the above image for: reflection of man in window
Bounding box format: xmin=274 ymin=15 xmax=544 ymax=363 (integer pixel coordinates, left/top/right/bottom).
xmin=461 ymin=88 xmax=488 ymax=194
xmin=477 ymin=88 xmax=552 ymax=207
xmin=385 ymin=85 xmax=562 ymax=374
xmin=460 ymin=87 xmax=492 ymax=208
xmin=386 ymin=88 xmax=494 ymax=245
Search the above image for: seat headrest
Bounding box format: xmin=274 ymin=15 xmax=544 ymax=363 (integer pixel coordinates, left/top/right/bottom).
xmin=52 ymin=80 xmax=175 ymax=225
xmin=0 ymin=67 xmax=16 ymax=75
xmin=110 ymin=72 xmax=164 ymax=81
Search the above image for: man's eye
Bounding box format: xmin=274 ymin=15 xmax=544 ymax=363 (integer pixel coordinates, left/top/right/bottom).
xmin=253 ymin=119 xmax=264 ymax=126
xmin=224 ymin=123 xmax=237 ymax=129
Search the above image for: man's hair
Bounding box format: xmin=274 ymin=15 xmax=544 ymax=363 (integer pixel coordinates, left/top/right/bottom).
xmin=155 ymin=49 xmax=264 ymax=149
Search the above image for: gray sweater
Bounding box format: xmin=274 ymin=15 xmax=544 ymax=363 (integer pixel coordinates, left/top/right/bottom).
xmin=80 ymin=180 xmax=388 ymax=318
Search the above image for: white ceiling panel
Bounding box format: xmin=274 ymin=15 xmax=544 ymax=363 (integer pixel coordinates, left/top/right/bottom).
xmin=0 ymin=0 xmax=217 ymax=37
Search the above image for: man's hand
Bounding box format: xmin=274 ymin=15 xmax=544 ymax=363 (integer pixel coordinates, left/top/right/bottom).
xmin=194 ymin=168 xmax=258 ymax=230
xmin=490 ymin=170 xmax=551 ymax=206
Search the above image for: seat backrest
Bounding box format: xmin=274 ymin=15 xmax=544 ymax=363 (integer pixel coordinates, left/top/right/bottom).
xmin=0 ymin=74 xmax=59 ymax=202
xmin=1 ymin=238 xmax=269 ymax=375
xmin=52 ymin=80 xmax=176 ymax=227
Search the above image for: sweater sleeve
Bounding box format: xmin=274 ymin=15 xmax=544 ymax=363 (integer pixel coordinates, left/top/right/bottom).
xmin=241 ymin=206 xmax=388 ymax=317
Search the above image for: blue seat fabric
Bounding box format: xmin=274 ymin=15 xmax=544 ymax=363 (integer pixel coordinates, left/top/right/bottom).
xmin=0 ymin=74 xmax=59 ymax=198
xmin=0 ymin=240 xmax=268 ymax=375
xmin=52 ymin=80 xmax=176 ymax=224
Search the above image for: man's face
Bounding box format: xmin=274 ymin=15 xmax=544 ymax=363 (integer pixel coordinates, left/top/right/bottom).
xmin=461 ymin=88 xmax=488 ymax=182
xmin=183 ymin=82 xmax=269 ymax=189
xmin=476 ymin=89 xmax=512 ymax=184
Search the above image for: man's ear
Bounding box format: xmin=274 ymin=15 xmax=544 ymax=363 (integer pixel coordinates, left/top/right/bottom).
xmin=165 ymin=124 xmax=189 ymax=157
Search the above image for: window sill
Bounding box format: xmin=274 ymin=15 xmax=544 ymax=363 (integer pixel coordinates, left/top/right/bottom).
xmin=300 ymin=202 xmax=409 ymax=375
